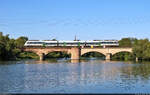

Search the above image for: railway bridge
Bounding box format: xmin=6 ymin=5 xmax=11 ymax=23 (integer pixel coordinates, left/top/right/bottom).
xmin=23 ymin=47 xmax=132 ymax=61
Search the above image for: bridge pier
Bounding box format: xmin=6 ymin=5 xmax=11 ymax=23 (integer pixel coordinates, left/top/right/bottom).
xmin=105 ymin=53 xmax=111 ymax=60
xmin=71 ymin=47 xmax=80 ymax=59
xmin=39 ymin=53 xmax=45 ymax=61
xmin=136 ymin=57 xmax=138 ymax=62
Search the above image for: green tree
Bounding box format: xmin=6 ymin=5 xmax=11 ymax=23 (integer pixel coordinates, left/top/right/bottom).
xmin=144 ymin=42 xmax=150 ymax=59
xmin=51 ymin=38 xmax=57 ymax=41
xmin=0 ymin=32 xmax=9 ymax=60
xmin=0 ymin=42 xmax=6 ymax=60
xmin=132 ymin=39 xmax=150 ymax=60
xmin=0 ymin=32 xmax=28 ymax=60
xmin=112 ymin=52 xmax=134 ymax=61
xmin=119 ymin=38 xmax=137 ymax=47
xmin=15 ymin=36 xmax=28 ymax=49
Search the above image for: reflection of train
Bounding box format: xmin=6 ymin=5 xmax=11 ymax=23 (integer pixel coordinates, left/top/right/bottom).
xmin=24 ymin=40 xmax=119 ymax=47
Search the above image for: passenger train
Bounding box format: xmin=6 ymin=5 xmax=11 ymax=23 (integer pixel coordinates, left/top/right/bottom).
xmin=24 ymin=40 xmax=119 ymax=47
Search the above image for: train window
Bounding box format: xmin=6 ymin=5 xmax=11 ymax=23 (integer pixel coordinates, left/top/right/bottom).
xmin=45 ymin=43 xmax=57 ymax=45
xmin=27 ymin=42 xmax=44 ymax=44
xmin=27 ymin=42 xmax=31 ymax=44
xmin=101 ymin=42 xmax=106 ymax=44
xmin=101 ymin=42 xmax=113 ymax=44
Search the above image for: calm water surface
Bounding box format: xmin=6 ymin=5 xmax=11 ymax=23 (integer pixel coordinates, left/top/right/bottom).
xmin=0 ymin=59 xmax=150 ymax=94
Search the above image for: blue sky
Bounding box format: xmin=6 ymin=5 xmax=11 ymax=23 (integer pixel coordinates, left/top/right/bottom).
xmin=0 ymin=0 xmax=150 ymax=40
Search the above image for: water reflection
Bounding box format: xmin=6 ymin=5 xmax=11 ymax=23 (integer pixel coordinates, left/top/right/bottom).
xmin=0 ymin=60 xmax=150 ymax=93
xmin=71 ymin=59 xmax=79 ymax=63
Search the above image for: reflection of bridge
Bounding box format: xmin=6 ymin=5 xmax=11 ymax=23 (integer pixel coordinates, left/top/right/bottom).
xmin=23 ymin=47 xmax=132 ymax=61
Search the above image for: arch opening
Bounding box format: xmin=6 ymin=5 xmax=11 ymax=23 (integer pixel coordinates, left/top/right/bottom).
xmin=81 ymin=51 xmax=106 ymax=60
xmin=18 ymin=51 xmax=39 ymax=59
xmin=112 ymin=51 xmax=134 ymax=61
xmin=45 ymin=51 xmax=71 ymax=60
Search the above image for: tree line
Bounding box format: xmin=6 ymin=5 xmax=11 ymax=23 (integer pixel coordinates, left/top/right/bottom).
xmin=0 ymin=32 xmax=29 ymax=60
xmin=1 ymin=32 xmax=150 ymax=61
xmin=113 ymin=38 xmax=150 ymax=61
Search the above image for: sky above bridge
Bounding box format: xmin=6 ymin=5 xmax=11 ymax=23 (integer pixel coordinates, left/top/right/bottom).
xmin=0 ymin=0 xmax=150 ymax=40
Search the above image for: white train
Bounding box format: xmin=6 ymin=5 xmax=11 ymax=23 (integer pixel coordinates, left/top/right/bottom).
xmin=24 ymin=40 xmax=119 ymax=47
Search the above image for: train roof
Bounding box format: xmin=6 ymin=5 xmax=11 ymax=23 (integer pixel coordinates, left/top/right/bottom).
xmin=27 ymin=40 xmax=118 ymax=42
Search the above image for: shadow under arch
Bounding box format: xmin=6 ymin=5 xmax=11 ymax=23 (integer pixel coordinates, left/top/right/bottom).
xmin=19 ymin=51 xmax=39 ymax=59
xmin=44 ymin=51 xmax=71 ymax=60
xmin=112 ymin=51 xmax=133 ymax=61
xmin=81 ymin=51 xmax=106 ymax=60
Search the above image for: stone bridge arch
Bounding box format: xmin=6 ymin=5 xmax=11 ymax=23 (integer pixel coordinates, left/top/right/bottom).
xmin=23 ymin=48 xmax=41 ymax=56
xmin=43 ymin=49 xmax=70 ymax=55
xmin=81 ymin=48 xmax=132 ymax=60
xmin=81 ymin=50 xmax=106 ymax=57
xmin=44 ymin=51 xmax=71 ymax=59
xmin=110 ymin=48 xmax=132 ymax=56
xmin=81 ymin=48 xmax=110 ymax=60
xmin=81 ymin=51 xmax=106 ymax=59
xmin=23 ymin=47 xmax=80 ymax=61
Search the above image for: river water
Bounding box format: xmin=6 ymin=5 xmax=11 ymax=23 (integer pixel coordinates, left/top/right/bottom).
xmin=0 ymin=59 xmax=150 ymax=94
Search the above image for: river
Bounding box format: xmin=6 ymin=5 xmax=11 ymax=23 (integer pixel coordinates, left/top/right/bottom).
xmin=0 ymin=59 xmax=150 ymax=94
